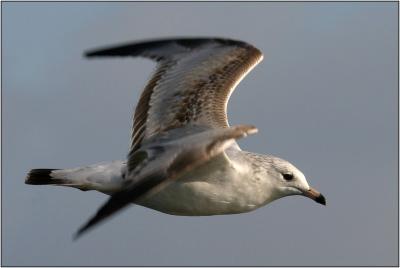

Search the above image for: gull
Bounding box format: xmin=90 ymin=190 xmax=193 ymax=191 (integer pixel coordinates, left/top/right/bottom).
xmin=26 ymin=37 xmax=326 ymax=239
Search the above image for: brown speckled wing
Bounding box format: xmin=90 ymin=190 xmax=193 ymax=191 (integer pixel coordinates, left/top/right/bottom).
xmin=86 ymin=38 xmax=263 ymax=152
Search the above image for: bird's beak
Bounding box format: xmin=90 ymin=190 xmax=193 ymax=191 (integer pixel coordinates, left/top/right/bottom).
xmin=303 ymin=187 xmax=326 ymax=205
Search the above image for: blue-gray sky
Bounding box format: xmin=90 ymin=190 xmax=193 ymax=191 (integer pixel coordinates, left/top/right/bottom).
xmin=3 ymin=2 xmax=398 ymax=266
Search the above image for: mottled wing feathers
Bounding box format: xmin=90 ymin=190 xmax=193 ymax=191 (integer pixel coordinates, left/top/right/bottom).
xmin=74 ymin=125 xmax=258 ymax=238
xmin=85 ymin=38 xmax=263 ymax=152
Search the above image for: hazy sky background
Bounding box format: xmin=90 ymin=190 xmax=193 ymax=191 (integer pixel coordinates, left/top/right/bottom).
xmin=3 ymin=2 xmax=398 ymax=266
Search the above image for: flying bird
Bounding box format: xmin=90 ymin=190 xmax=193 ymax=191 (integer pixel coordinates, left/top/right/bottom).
xmin=26 ymin=37 xmax=326 ymax=239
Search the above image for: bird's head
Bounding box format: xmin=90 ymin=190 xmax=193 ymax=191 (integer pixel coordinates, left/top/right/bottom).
xmin=267 ymin=157 xmax=326 ymax=206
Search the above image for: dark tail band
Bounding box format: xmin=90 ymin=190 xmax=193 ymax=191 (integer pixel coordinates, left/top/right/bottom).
xmin=25 ymin=169 xmax=61 ymax=185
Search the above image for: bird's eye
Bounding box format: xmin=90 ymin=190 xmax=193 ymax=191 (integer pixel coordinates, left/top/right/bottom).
xmin=283 ymin=173 xmax=294 ymax=181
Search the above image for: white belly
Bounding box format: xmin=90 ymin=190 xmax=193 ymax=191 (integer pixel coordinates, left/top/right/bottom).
xmin=136 ymin=155 xmax=270 ymax=216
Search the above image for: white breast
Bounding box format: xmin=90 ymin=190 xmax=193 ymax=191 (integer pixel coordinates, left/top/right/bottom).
xmin=136 ymin=152 xmax=271 ymax=216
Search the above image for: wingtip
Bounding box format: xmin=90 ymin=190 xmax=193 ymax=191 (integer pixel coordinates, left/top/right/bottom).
xmin=72 ymin=232 xmax=81 ymax=241
xmin=84 ymin=50 xmax=100 ymax=58
xmin=84 ymin=47 xmax=118 ymax=58
xmin=83 ymin=37 xmax=256 ymax=60
xmin=84 ymin=51 xmax=91 ymax=58
xmin=234 ymin=124 xmax=258 ymax=137
xmin=73 ymin=213 xmax=102 ymax=240
xmin=73 ymin=223 xmax=90 ymax=241
xmin=246 ymin=125 xmax=258 ymax=135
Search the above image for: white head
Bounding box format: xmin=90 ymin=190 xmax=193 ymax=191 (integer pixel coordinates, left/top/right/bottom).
xmin=264 ymin=156 xmax=326 ymax=205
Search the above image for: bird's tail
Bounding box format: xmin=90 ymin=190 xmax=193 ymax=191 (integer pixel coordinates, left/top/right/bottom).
xmin=25 ymin=169 xmax=67 ymax=185
xmin=25 ymin=161 xmax=125 ymax=192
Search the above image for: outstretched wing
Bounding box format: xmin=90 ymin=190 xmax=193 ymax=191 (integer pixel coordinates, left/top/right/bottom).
xmin=85 ymin=38 xmax=263 ymax=152
xmin=74 ymin=125 xmax=258 ymax=239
